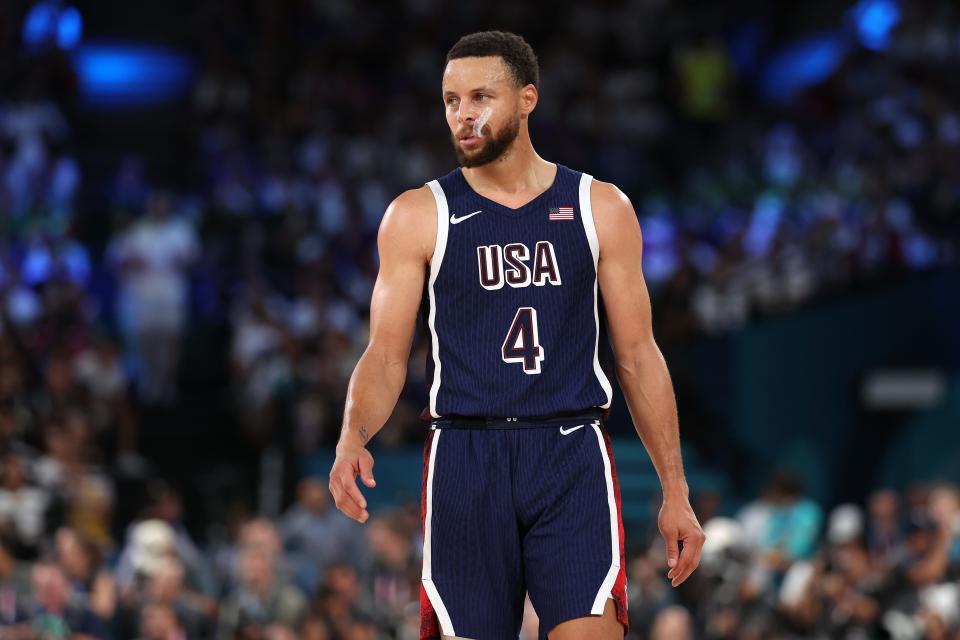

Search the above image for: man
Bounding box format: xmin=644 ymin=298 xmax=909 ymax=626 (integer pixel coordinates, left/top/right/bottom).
xmin=110 ymin=189 xmax=198 ymax=405
xmin=27 ymin=561 xmax=109 ymax=639
xmin=329 ymin=31 xmax=705 ymax=639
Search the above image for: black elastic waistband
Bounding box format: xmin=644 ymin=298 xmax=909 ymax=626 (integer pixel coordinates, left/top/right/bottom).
xmin=429 ymin=410 xmax=604 ymax=430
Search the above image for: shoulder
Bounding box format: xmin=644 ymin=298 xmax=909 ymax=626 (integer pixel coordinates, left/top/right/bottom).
xmin=380 ymin=185 xmax=436 ymax=229
xmin=589 ymin=178 xmax=635 ymax=219
xmin=587 ymin=178 xmax=642 ymax=248
xmin=377 ymin=185 xmax=437 ymax=261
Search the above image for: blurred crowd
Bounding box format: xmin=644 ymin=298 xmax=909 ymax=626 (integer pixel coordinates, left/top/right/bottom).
xmin=642 ymin=477 xmax=960 ymax=640
xmin=0 ymin=463 xmax=957 ymax=639
xmin=0 ymin=0 xmax=959 ymax=637
xmin=0 ymin=471 xmax=416 ymax=639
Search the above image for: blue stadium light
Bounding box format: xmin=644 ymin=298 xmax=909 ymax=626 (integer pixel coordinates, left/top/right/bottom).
xmin=56 ymin=6 xmax=82 ymax=50
xmin=22 ymin=1 xmax=58 ymax=47
xmin=22 ymin=1 xmax=82 ymax=51
xmin=849 ymin=0 xmax=901 ymax=51
xmin=72 ymin=42 xmax=194 ymax=109
xmin=761 ymin=33 xmax=848 ymax=103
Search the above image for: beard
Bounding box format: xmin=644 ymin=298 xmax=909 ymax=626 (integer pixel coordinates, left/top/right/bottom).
xmin=451 ymin=112 xmax=521 ymax=168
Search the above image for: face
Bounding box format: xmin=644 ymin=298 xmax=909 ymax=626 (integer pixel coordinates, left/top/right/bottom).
xmin=33 ymin=564 xmax=71 ymax=612
xmin=240 ymin=519 xmax=281 ymax=558
xmin=55 ymin=529 xmax=91 ymax=579
xmin=868 ymin=489 xmax=898 ymax=522
xmin=142 ymin=604 xmax=178 ymax=639
xmin=442 ymin=56 xmax=533 ymax=168
xmin=148 ymin=560 xmax=184 ymax=601
xmin=2 ymin=456 xmax=25 ymax=489
xmin=298 ymin=478 xmax=328 ymax=513
xmin=239 ymin=547 xmax=274 ymax=590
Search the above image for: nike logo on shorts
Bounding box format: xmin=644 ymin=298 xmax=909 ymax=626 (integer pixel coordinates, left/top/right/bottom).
xmin=559 ymin=424 xmax=585 ymax=436
xmin=450 ymin=210 xmax=483 ymax=224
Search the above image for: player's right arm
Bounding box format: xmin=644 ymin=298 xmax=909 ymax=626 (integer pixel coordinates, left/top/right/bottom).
xmin=329 ymin=186 xmax=436 ymax=523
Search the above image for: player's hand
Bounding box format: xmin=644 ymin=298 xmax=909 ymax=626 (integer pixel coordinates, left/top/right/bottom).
xmin=328 ymin=443 xmax=376 ymax=523
xmin=658 ymin=495 xmax=705 ymax=587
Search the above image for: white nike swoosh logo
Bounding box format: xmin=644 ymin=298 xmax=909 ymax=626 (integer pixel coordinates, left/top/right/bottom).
xmin=450 ymin=210 xmax=483 ymax=224
xmin=559 ymin=424 xmax=585 ymax=436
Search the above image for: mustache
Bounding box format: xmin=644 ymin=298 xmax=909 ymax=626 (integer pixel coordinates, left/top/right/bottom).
xmin=456 ymin=124 xmax=490 ymax=139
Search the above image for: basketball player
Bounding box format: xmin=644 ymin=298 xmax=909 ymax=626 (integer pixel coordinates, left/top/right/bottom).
xmin=329 ymin=31 xmax=705 ymax=639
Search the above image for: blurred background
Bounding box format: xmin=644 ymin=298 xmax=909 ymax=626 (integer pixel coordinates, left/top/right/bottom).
xmin=0 ymin=0 xmax=958 ymax=638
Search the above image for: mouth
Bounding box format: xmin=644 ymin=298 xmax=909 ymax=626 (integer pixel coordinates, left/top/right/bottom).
xmin=459 ymin=134 xmax=482 ymax=147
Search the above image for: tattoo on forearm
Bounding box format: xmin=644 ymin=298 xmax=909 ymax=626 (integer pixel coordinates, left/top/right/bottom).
xmin=359 ymin=426 xmax=368 ymax=443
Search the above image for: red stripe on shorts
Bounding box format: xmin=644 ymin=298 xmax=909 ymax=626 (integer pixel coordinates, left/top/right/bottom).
xmin=420 ymin=430 xmax=441 ymax=640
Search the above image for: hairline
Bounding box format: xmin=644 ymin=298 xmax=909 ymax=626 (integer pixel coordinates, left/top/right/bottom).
xmin=443 ymin=54 xmax=528 ymax=90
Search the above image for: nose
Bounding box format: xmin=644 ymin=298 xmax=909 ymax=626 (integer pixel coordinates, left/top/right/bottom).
xmin=456 ymin=102 xmax=479 ymax=125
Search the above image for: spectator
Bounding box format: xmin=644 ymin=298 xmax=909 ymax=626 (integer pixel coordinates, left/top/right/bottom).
xmin=140 ymin=557 xmax=215 ymax=639
xmin=139 ymin=481 xmax=218 ymax=598
xmin=867 ymin=488 xmax=904 ymax=568
xmin=115 ymin=519 xmax=179 ymax=596
xmin=53 ymin=527 xmax=116 ymax=623
xmin=73 ymin=334 xmax=139 ymax=458
xmin=26 ymin=560 xmax=109 ymax=639
xmin=312 ymin=563 xmax=377 ymax=638
xmin=899 ymin=508 xmax=952 ymax=589
xmin=0 ymin=453 xmax=50 ymax=558
xmin=279 ymin=477 xmax=368 ymax=590
xmin=217 ymin=521 xmax=307 ymax=639
xmin=109 ymin=190 xmax=199 ymax=405
xmin=0 ymin=530 xmax=30 ymax=624
xmin=649 ymin=605 xmax=695 ymax=640
xmin=135 ymin=602 xmax=188 ymax=640
xmin=114 ymin=517 xmax=214 ymax=637
xmin=760 ymin=473 xmax=822 ymax=563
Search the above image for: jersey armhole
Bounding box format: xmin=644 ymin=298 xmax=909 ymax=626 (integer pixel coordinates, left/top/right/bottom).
xmin=425 ymin=180 xmax=449 ymax=418
xmin=578 ymin=173 xmax=600 ymax=267
xmin=578 ymin=173 xmax=613 ymax=408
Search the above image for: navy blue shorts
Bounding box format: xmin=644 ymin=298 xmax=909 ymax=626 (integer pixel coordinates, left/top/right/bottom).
xmin=418 ymin=415 xmax=628 ymax=639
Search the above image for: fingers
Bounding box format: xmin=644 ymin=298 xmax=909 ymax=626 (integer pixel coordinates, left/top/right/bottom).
xmin=328 ymin=464 xmax=370 ymax=523
xmin=669 ymin=529 xmax=706 ymax=587
xmin=662 ymin=528 xmax=680 ymax=572
xmin=358 ymin=451 xmax=376 ymax=488
xmin=331 ymin=476 xmax=369 ymax=523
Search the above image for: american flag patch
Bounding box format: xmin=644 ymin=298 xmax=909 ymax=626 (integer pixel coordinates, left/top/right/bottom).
xmin=548 ymin=206 xmax=575 ymax=220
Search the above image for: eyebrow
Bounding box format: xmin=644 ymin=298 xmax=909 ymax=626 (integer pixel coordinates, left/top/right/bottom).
xmin=443 ymin=86 xmax=496 ymax=96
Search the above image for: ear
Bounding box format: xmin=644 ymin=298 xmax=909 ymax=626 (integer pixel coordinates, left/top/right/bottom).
xmin=519 ymin=84 xmax=538 ymax=117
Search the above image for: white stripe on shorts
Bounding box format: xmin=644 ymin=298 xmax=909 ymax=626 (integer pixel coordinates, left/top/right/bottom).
xmin=590 ymin=420 xmax=620 ymax=614
xmin=421 ymin=429 xmax=456 ymax=635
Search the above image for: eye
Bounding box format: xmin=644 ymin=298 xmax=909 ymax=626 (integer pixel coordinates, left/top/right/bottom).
xmin=475 ymin=94 xmax=489 ymax=101
xmin=445 ymin=96 xmax=459 ymax=106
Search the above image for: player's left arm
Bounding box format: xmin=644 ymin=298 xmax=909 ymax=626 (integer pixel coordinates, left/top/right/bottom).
xmin=593 ymin=179 xmax=706 ymax=587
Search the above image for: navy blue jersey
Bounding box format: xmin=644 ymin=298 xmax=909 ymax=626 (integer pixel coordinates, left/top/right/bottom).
xmin=421 ymin=164 xmax=614 ymax=418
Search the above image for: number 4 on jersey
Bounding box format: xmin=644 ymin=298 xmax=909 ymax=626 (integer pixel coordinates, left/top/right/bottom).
xmin=501 ymin=307 xmax=544 ymax=374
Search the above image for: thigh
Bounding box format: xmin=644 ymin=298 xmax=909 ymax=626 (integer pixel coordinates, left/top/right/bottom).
xmin=420 ymin=429 xmax=526 ymax=640
xmin=548 ymin=598 xmax=624 ymax=640
xmin=519 ymin=421 xmax=628 ymax=640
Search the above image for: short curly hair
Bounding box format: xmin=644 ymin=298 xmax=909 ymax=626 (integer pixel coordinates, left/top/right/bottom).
xmin=446 ymin=31 xmax=539 ymax=90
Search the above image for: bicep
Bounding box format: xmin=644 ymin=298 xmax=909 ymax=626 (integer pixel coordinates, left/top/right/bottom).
xmin=366 ymin=250 xmax=426 ymax=361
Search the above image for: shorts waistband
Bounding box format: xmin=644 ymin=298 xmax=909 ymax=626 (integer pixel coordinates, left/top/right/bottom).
xmin=429 ymin=410 xmax=604 ymax=430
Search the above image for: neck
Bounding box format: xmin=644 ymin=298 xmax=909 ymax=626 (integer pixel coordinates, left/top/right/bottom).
xmin=462 ymin=130 xmax=554 ymax=195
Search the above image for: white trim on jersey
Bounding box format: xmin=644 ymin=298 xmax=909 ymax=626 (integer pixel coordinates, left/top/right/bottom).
xmin=590 ymin=421 xmax=621 ymax=615
xmin=421 ymin=429 xmax=456 ymax=635
xmin=426 ymin=180 xmax=450 ymax=419
xmin=578 ymin=173 xmax=614 ymax=408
